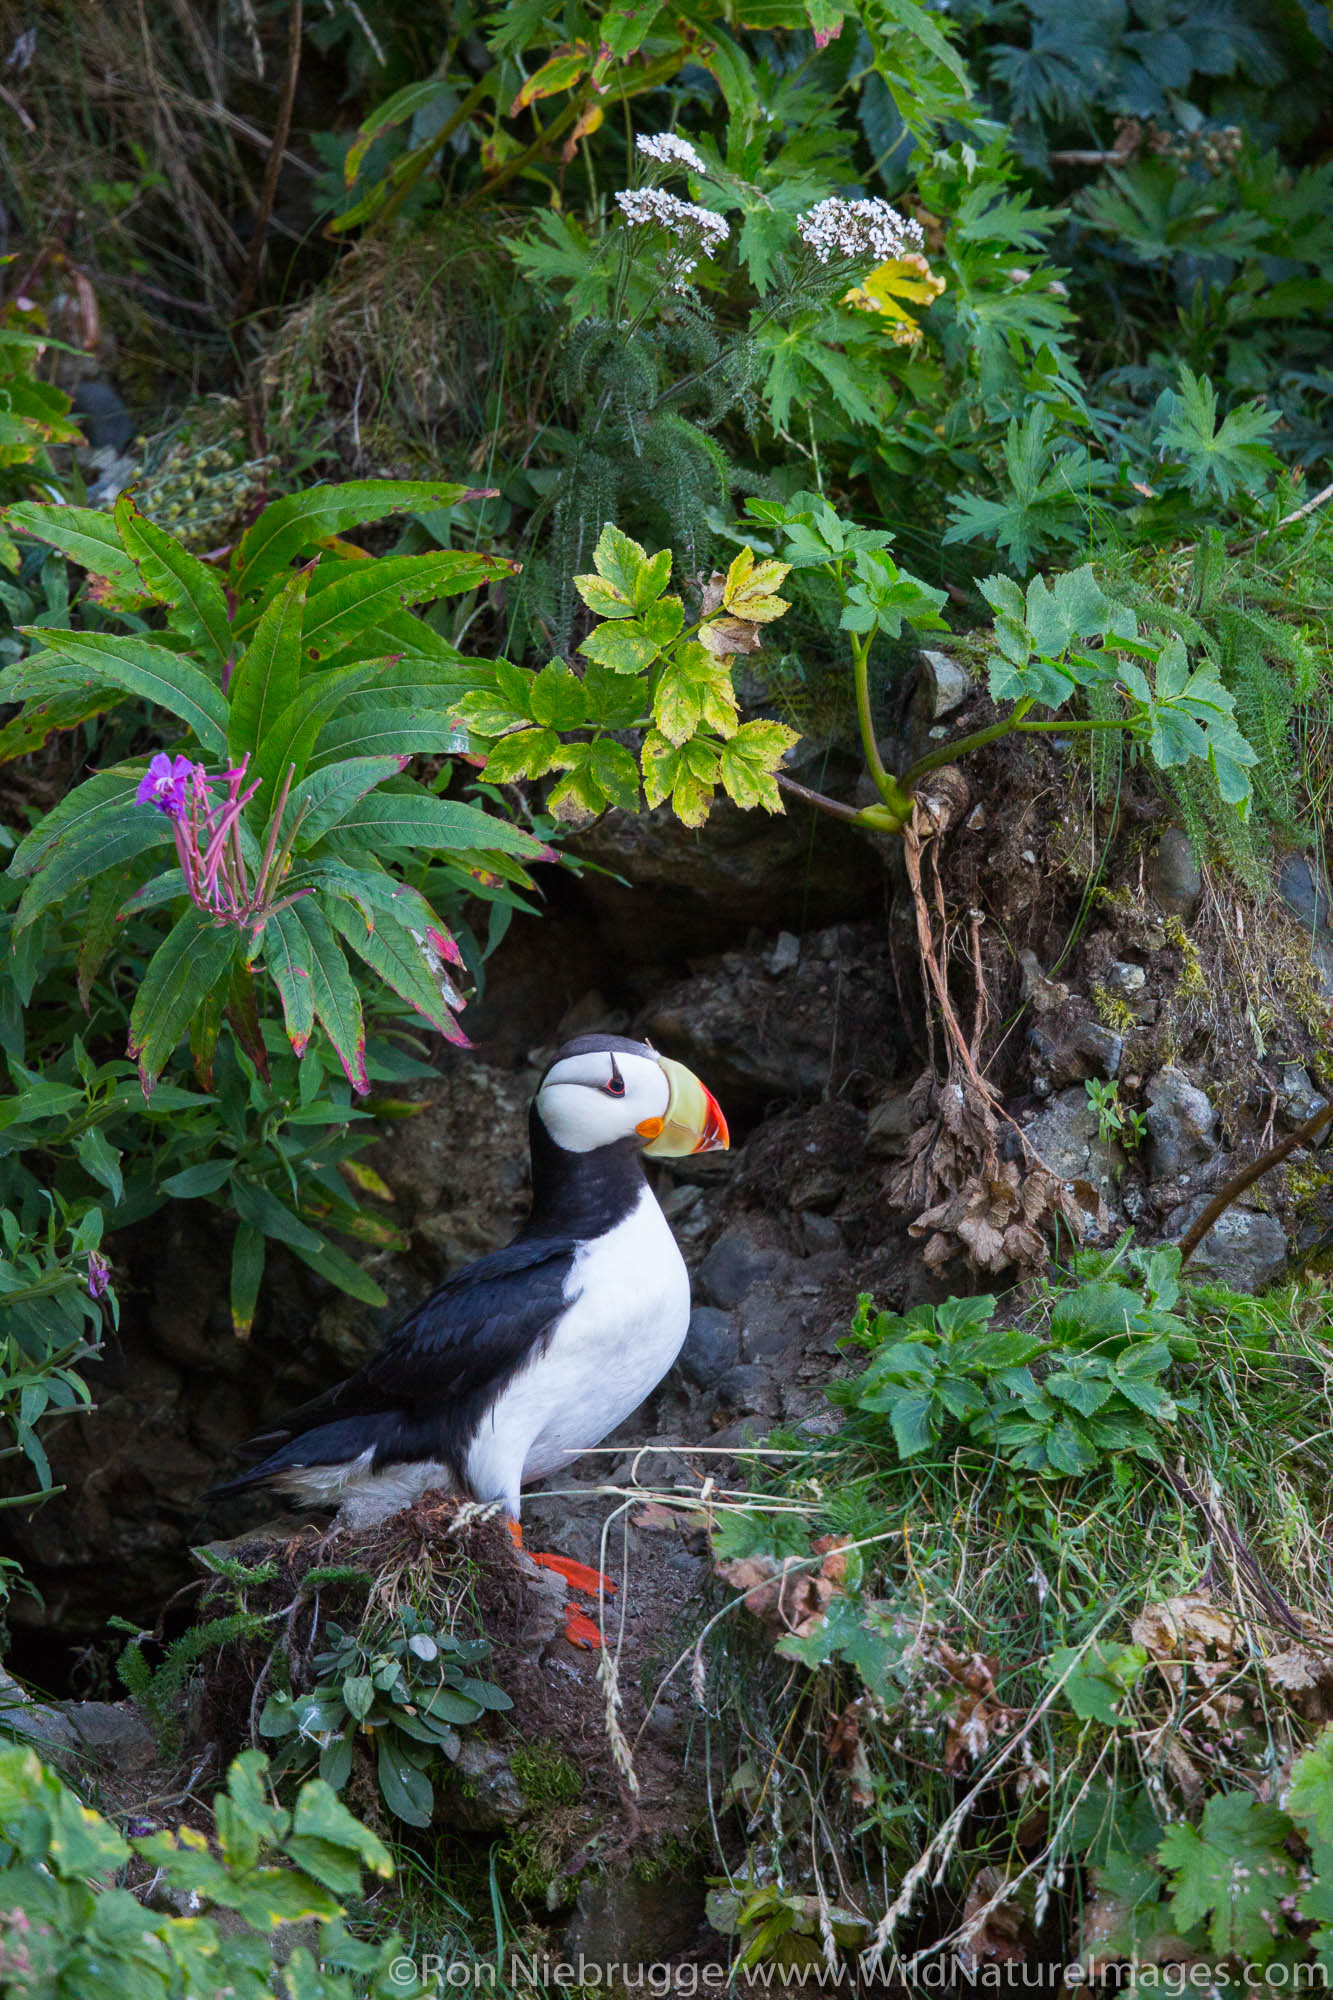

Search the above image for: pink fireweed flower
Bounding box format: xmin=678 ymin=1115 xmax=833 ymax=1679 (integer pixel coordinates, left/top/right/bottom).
xmin=87 ymin=1250 xmax=111 ymax=1300
xmin=137 ymin=751 xmax=310 ymax=930
xmin=137 ymin=753 xmax=194 ymax=818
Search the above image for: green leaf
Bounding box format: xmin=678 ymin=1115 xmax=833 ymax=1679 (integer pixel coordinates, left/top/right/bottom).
xmin=113 ymin=496 xmax=232 ymax=669
xmin=572 ymin=523 xmax=664 ymax=619
xmin=1158 ymin=1792 xmax=1296 ymax=1961
xmin=3 ymin=502 xmax=142 ymax=586
xmin=300 ymin=552 xmax=513 ymax=662
xmin=284 ymin=754 xmax=407 ymax=848
xmin=227 ymin=569 xmax=309 ymax=764
xmin=72 ymin=1127 xmax=124 ymax=1206
xmin=232 ymin=1179 xmax=324 ymax=1254
xmin=481 ymin=727 xmax=566 ymax=782
xmin=10 ymin=763 xmax=149 ymax=877
xmin=1049 ymin=1641 xmax=1148 ymax=1726
xmin=160 ymin=1159 xmax=235 ymax=1198
xmin=577 ymin=599 xmax=682 ymax=675
xmin=127 ymin=909 xmax=240 ymax=1096
xmin=528 ymin=660 xmax=589 ymax=729
xmin=250 ymin=663 xmax=380 ymax=813
xmin=0 ymin=683 xmax=127 ymax=764
xmin=230 ymin=1224 xmax=266 ymax=1337
xmin=587 ymin=739 xmax=640 ymax=812
xmin=309 ymin=706 xmax=465 ymax=769
xmin=289 ymin=901 xmax=367 ymax=1092
xmin=641 ymin=732 xmax=719 ymax=827
xmin=325 ymin=902 xmax=468 ymax=1044
xmin=1156 ymin=366 xmax=1281 ymax=502
xmin=231 ymin=481 xmax=482 ymax=586
xmin=286 ymin=1231 xmax=387 ymax=1307
xmin=1286 ymin=1727 xmax=1333 ymax=1846
xmin=345 ymin=77 xmax=458 ymax=184
xmin=18 ymin=629 xmax=229 ymax=753
xmin=15 ymin=810 xmax=172 ymax=931
xmin=375 ymin=1735 xmax=433 ymax=1827
xmin=327 ymin=787 xmax=548 ymax=860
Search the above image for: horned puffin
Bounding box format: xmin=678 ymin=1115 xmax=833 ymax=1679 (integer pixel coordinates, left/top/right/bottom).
xmin=209 ymin=1035 xmax=728 ymax=1556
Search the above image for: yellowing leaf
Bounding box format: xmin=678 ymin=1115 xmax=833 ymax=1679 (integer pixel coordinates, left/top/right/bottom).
xmin=699 ymin=615 xmax=763 ymax=660
xmin=844 ymin=254 xmax=946 ymax=344
xmin=641 ymin=731 xmax=720 ymax=827
xmin=722 ymin=546 xmax=791 ymax=623
xmin=340 ymin=1161 xmax=396 ymax=1201
xmin=652 ymin=643 xmax=739 ymax=745
xmin=510 ymin=44 xmax=589 ymax=114
xmin=562 ymin=101 xmax=604 ymax=161
xmin=717 ymin=718 xmax=797 ymax=812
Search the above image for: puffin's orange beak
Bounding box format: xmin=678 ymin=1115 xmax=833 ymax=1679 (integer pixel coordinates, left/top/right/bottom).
xmin=637 ymin=1057 xmax=730 ymax=1157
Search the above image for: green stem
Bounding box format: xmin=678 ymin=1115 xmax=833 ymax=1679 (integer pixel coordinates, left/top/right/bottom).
xmin=850 ymin=630 xmax=913 ymax=821
xmin=0 ymin=1272 xmax=81 ymax=1308
xmin=365 ymin=72 xmax=493 ymax=239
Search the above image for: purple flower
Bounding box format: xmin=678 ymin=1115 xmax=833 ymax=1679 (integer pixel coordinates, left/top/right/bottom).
xmin=137 ymin=753 xmax=197 ymax=819
xmin=87 ymin=1250 xmax=111 ymax=1300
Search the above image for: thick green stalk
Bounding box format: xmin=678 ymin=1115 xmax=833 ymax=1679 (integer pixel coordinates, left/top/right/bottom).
xmin=851 ymin=630 xmax=913 ymax=824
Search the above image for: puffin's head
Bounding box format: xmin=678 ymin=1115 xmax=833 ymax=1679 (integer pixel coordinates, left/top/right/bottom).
xmin=535 ymin=1034 xmax=729 ymax=1158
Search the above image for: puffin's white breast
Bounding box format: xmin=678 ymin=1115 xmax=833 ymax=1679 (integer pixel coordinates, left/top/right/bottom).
xmin=465 ymin=1186 xmax=690 ymax=1506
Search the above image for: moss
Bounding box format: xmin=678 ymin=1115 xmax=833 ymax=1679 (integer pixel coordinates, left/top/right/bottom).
xmin=510 ymin=1741 xmax=582 ymax=1809
xmin=1090 ymin=982 xmax=1136 ymax=1035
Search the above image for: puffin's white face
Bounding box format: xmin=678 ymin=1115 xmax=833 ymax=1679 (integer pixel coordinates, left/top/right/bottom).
xmin=535 ymin=1047 xmax=671 ymax=1155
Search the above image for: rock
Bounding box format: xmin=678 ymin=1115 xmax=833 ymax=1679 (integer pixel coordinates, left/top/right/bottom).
xmin=695 ymin=1223 xmax=791 ymax=1309
xmin=1018 ymin=950 xmax=1069 ymax=1013
xmin=1144 ymin=1067 xmax=1218 ymax=1180
xmin=1022 ymin=1087 xmax=1123 ymax=1198
xmin=712 ymin=1364 xmax=778 ymax=1419
xmin=1280 ymin=1064 xmax=1331 ymax=1134
xmin=1167 ymin=1204 xmax=1288 ymax=1293
xmin=1107 ymin=960 xmax=1147 ymax=996
xmin=676 ymin=1307 xmax=739 ymax=1391
xmin=71 ymin=379 xmax=135 ymax=452
xmin=0 ymin=1667 xmax=79 ymax=1757
xmin=767 ymin=931 xmax=801 ymax=975
xmin=448 ymin=1740 xmax=529 ymax=1828
xmin=1028 ymin=1016 xmax=1123 ymax=1085
xmin=918 ymin=649 xmax=974 ymax=718
xmin=565 ymin=1869 xmax=706 ymax=1965
xmin=1311 ymin=934 xmax=1333 ymax=1001
xmin=1277 ymin=854 xmax=1332 ymax=930
xmin=798 ymin=1211 xmax=842 ymax=1255
xmin=866 ymin=1090 xmax=917 ymax=1158
xmin=65 ymin=1700 xmax=157 ymax=1770
xmin=1148 ymin=828 xmax=1203 ymax=919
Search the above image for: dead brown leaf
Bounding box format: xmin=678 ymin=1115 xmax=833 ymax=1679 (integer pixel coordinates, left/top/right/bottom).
xmin=957 ymin=1867 xmax=1032 ymax=1971
xmin=1132 ymin=1592 xmax=1246 ymax=1730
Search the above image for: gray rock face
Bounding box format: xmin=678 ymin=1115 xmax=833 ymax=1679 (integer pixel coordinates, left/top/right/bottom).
xmin=1167 ymin=1203 xmax=1288 ymax=1293
xmin=918 ymin=649 xmax=974 ymax=718
xmin=1144 ymin=1067 xmax=1218 ymax=1180
xmin=1277 ymin=854 xmax=1332 ymax=930
xmin=1022 ymin=1087 xmax=1123 ymax=1198
xmin=695 ymin=1223 xmax=791 ymax=1309
xmin=1148 ymin=828 xmax=1203 ymax=919
xmin=866 ymin=1089 xmax=917 ymax=1158
xmin=565 ymin=1870 xmax=705 ymax=1966
xmin=676 ymin=1307 xmax=739 ymax=1391
xmin=65 ymin=1700 xmax=158 ymax=1769
xmin=1280 ymin=1063 xmax=1331 ymax=1133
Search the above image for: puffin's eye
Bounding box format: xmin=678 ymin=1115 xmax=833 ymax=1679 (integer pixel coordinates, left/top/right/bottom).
xmin=604 ymin=1074 xmax=626 ymax=1098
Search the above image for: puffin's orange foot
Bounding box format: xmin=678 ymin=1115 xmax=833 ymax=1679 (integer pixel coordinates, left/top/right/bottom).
xmin=564 ymin=1605 xmax=603 ymax=1649
xmin=526 ymin=1551 xmax=617 ymax=1598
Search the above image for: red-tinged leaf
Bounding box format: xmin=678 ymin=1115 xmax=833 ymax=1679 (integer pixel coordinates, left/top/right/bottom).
xmin=15 ymin=628 xmax=229 ymax=753
xmin=325 ymin=901 xmax=469 ymax=1045
xmin=0 ymin=684 xmax=126 ymax=765
xmin=128 ymin=909 xmax=241 ymax=1097
xmin=289 ymin=900 xmax=368 ymax=1092
xmin=262 ymin=904 xmax=315 ymax=1055
xmin=510 ymin=45 xmax=588 ymax=115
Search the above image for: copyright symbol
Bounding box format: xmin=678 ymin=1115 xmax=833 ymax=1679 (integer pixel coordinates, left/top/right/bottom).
xmin=389 ymin=1958 xmax=418 ymax=1986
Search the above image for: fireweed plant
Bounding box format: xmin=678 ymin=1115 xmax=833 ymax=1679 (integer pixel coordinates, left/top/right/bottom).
xmin=0 ymin=478 xmax=553 ymax=1101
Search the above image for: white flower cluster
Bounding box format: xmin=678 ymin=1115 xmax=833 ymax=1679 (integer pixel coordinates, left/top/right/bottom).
xmin=635 ymin=131 xmax=707 ymax=176
xmin=796 ymin=196 xmax=925 ymax=265
xmin=614 ymin=187 xmax=729 ymax=272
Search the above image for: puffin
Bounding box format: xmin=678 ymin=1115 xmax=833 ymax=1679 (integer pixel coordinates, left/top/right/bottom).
xmin=209 ymin=1035 xmax=728 ymax=1637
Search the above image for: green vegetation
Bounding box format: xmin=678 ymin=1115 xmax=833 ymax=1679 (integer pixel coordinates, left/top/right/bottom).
xmin=2 ymin=0 xmax=1333 ymax=1988
xmin=702 ymin=1248 xmax=1333 ymax=1979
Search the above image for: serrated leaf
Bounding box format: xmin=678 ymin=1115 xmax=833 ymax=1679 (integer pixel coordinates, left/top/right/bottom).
xmin=641 ymin=731 xmax=720 ymax=826
xmin=528 ymin=660 xmax=589 ymax=728
xmin=652 ymin=643 xmax=739 ymax=746
xmin=722 ymin=546 xmax=791 ymax=623
xmin=482 ymin=727 xmax=566 ymax=782
xmin=717 ymin=719 xmax=797 ymax=812
xmin=1158 ymin=1792 xmax=1296 ymax=1961
xmin=327 ymin=787 xmax=546 ymax=859
xmin=15 ymin=809 xmax=172 ymax=931
xmin=3 ymin=502 xmax=142 ymax=586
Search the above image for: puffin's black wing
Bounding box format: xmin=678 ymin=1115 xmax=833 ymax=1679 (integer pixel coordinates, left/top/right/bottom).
xmin=209 ymin=1235 xmax=579 ymax=1496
